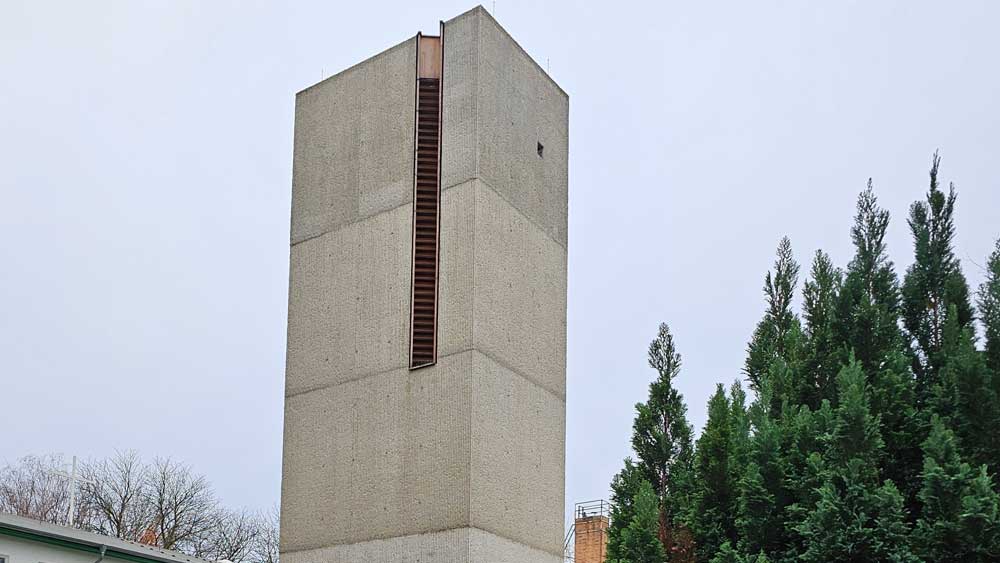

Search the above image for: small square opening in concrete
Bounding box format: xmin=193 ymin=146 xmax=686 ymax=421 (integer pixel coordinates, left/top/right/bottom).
xmin=537 ymin=142 xmax=544 ymax=158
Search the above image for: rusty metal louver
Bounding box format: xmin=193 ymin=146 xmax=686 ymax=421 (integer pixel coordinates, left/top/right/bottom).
xmin=410 ymin=33 xmax=443 ymax=369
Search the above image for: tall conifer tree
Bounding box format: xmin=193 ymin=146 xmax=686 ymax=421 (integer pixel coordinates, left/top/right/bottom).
xmin=632 ymin=323 xmax=696 ymax=558
xmin=801 ymin=250 xmax=842 ymax=408
xmin=728 ymin=381 xmax=751 ymax=473
xmin=902 ymin=152 xmax=975 ymax=400
xmin=833 ymin=184 xmax=922 ymax=512
xmin=980 ymin=240 xmax=1000 ymax=375
xmin=745 ymin=238 xmax=802 ymax=396
xmin=734 ymin=382 xmax=791 ymax=561
xmin=692 ymin=385 xmax=737 ymax=561
xmin=836 ymin=182 xmax=905 ymax=374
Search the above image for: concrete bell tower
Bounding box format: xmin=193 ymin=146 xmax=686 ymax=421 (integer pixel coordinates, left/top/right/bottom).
xmin=279 ymin=6 xmax=568 ymax=563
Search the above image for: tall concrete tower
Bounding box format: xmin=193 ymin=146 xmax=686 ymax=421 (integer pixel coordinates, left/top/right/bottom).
xmin=280 ymin=6 xmax=568 ymax=563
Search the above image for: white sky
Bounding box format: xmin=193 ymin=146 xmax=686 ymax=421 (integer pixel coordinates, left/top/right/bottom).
xmin=2 ymin=0 xmax=998 ymax=531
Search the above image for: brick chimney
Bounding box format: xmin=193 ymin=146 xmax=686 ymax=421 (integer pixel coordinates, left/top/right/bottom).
xmin=574 ymin=501 xmax=609 ymax=563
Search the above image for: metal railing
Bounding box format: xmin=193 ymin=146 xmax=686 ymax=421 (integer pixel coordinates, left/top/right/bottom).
xmin=574 ymin=499 xmax=609 ymax=520
xmin=564 ymin=499 xmax=610 ymax=562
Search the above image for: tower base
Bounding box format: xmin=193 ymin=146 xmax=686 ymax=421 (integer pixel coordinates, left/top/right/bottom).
xmin=282 ymin=528 xmax=562 ymax=563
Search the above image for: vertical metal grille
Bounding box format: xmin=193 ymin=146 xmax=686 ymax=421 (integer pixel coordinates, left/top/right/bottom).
xmin=409 ymin=71 xmax=442 ymax=369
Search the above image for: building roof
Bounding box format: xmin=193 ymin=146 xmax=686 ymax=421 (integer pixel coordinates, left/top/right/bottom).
xmin=0 ymin=513 xmax=212 ymax=563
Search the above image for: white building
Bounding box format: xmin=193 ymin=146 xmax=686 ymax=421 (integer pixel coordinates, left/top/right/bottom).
xmin=0 ymin=514 xmax=210 ymax=563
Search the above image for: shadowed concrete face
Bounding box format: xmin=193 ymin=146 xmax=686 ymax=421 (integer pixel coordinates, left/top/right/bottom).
xmin=281 ymin=6 xmax=568 ymax=562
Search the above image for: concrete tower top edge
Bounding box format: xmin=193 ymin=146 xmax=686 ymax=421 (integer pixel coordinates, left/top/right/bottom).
xmin=297 ymin=5 xmax=567 ymax=99
xmin=450 ymin=5 xmax=568 ymax=99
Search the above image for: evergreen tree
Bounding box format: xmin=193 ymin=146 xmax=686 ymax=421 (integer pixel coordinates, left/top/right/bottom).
xmin=779 ymin=408 xmax=832 ymax=563
xmin=902 ymin=152 xmax=975 ymax=400
xmin=609 ymin=480 xmax=669 ymax=563
xmin=710 ymin=543 xmax=771 ymax=563
xmin=980 ymin=239 xmax=1000 ymax=376
xmin=912 ymin=416 xmax=1000 ymax=563
xmin=692 ymin=385 xmax=737 ymax=561
xmin=745 ymin=237 xmax=802 ymax=394
xmin=728 ymin=381 xmax=751 ymax=474
xmin=795 ymin=361 xmax=917 ymax=562
xmin=632 ymin=323 xmax=696 ymax=557
xmin=836 ymin=182 xmax=906 ymax=375
xmin=800 ymin=250 xmax=842 ymax=408
xmin=709 ymin=543 xmax=740 ymax=563
xmin=932 ymin=306 xmax=1000 ymax=474
xmin=609 ymin=458 xmax=648 ymax=561
xmin=866 ymin=350 xmax=923 ymax=514
xmin=607 ymin=156 xmax=997 ymax=563
xmin=833 ymin=184 xmax=922 ymax=513
xmin=734 ymin=382 xmax=790 ymax=561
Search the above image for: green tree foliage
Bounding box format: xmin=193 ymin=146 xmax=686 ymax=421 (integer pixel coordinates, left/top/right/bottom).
xmin=800 ymin=250 xmax=842 ymax=409
xmin=631 ymin=322 xmax=696 ymax=557
xmin=980 ymin=240 xmax=1000 ymax=375
xmin=608 ymin=154 xmax=999 ymax=562
xmin=836 ymin=182 xmax=906 ymax=375
xmin=835 ymin=184 xmax=922 ymax=512
xmin=608 ymin=480 xmax=669 ymax=563
xmin=745 ymin=237 xmax=802 ymax=395
xmin=727 ymin=382 xmax=751 ymax=475
xmin=902 ymin=152 xmax=975 ymax=400
xmin=608 ymin=458 xmax=648 ymax=561
xmin=710 ymin=542 xmax=771 ymax=563
xmin=692 ymin=385 xmax=737 ymax=561
xmin=931 ymin=307 xmax=1000 ymax=474
xmin=734 ymin=383 xmax=789 ymax=560
xmin=795 ymin=363 xmax=917 ymax=563
xmin=912 ymin=416 xmax=1000 ymax=563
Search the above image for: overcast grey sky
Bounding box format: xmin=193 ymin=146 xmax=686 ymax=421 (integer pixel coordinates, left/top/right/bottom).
xmin=2 ymin=0 xmax=998 ymax=530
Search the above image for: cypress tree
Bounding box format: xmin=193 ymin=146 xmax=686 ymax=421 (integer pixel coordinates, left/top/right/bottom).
xmin=795 ymin=361 xmax=917 ymax=563
xmin=979 ymin=239 xmax=1000 ymax=376
xmin=609 ymin=458 xmax=648 ymax=561
xmin=780 ymin=406 xmax=832 ymax=563
xmin=902 ymin=152 xmax=975 ymax=400
xmin=931 ymin=305 xmax=999 ymax=473
xmin=833 ymin=184 xmax=922 ymax=512
xmin=632 ymin=322 xmax=696 ymax=557
xmin=912 ymin=416 xmax=1000 ymax=563
xmin=734 ymin=382 xmax=790 ymax=560
xmin=728 ymin=381 xmax=751 ymax=474
xmin=836 ymin=182 xmax=906 ymax=375
xmin=609 ymin=480 xmax=669 ymax=563
xmin=801 ymin=250 xmax=842 ymax=408
xmin=607 ymin=156 xmax=997 ymax=562
xmin=867 ymin=350 xmax=923 ymax=514
xmin=745 ymin=237 xmax=802 ymax=394
xmin=692 ymin=385 xmax=737 ymax=561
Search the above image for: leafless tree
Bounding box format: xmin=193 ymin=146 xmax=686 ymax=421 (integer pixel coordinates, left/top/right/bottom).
xmin=250 ymin=507 xmax=280 ymax=563
xmin=148 ymin=457 xmax=218 ymax=552
xmin=0 ymin=454 xmax=74 ymax=525
xmin=79 ymin=450 xmax=153 ymax=541
xmin=193 ymin=508 xmax=259 ymax=562
xmin=1 ymin=453 xmax=279 ymax=563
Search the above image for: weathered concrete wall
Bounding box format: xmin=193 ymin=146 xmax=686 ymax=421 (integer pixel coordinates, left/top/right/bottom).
xmin=449 ymin=9 xmax=568 ymax=554
xmin=281 ymin=5 xmax=567 ymax=562
xmin=281 ymin=527 xmax=561 ymax=563
xmin=290 ymin=38 xmax=416 ymax=246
